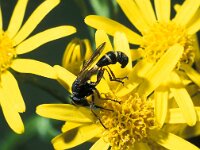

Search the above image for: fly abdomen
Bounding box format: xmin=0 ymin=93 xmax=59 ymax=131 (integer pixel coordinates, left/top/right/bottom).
xmin=115 ymin=51 xmax=129 ymax=68
xmin=96 ymin=51 xmax=128 ymax=68
xmin=96 ymin=51 xmax=117 ymax=67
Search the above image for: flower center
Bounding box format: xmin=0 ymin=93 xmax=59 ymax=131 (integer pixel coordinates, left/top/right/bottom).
xmin=140 ymin=22 xmax=195 ymax=65
xmin=100 ymin=94 xmax=156 ymax=150
xmin=0 ymin=31 xmax=16 ymax=72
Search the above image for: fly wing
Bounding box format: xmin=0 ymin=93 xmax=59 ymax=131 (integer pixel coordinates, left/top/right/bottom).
xmin=79 ymin=42 xmax=106 ymax=75
xmin=77 ymin=42 xmax=106 ymax=84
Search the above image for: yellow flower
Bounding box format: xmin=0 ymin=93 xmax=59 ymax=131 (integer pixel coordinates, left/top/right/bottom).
xmin=0 ymin=0 xmax=76 ymax=134
xmin=85 ymin=0 xmax=200 ymax=127
xmin=36 ymin=30 xmax=200 ymax=150
xmin=62 ymin=38 xmax=93 ymax=75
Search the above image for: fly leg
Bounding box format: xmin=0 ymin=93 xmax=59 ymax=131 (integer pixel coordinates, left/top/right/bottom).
xmin=90 ymin=94 xmax=108 ymax=129
xmin=91 ymin=88 xmax=115 ymax=110
xmin=89 ymin=67 xmax=104 ymax=86
xmin=90 ymin=68 xmax=121 ymax=103
xmin=93 ymin=87 xmax=120 ymax=103
xmin=104 ymin=66 xmax=128 ymax=85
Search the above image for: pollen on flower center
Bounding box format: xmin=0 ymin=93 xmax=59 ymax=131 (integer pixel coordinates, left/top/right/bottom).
xmin=100 ymin=94 xmax=156 ymax=150
xmin=141 ymin=22 xmax=195 ymax=65
xmin=0 ymin=31 xmax=16 ymax=72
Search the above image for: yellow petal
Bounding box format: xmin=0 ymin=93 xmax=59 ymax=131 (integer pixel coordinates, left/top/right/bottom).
xmin=117 ymin=0 xmax=149 ymax=32
xmin=52 ymin=124 xmax=103 ymax=149
xmin=181 ymin=63 xmax=200 ymax=87
xmin=11 ymin=59 xmax=56 ymax=79
xmin=114 ymin=32 xmax=132 ymax=71
xmin=85 ymin=15 xmax=142 ymax=45
xmin=134 ymin=0 xmax=156 ymax=25
xmin=62 ymin=122 xmax=83 ymax=133
xmin=149 ymin=130 xmax=199 ymax=150
xmin=84 ymin=39 xmax=93 ymax=60
xmin=95 ymin=29 xmax=112 ymax=52
xmin=96 ymin=78 xmax=111 ymax=95
xmin=94 ymin=30 xmax=113 ymax=69
xmin=154 ymin=0 xmax=171 ymax=22
xmin=154 ymin=87 xmax=168 ymax=128
xmin=62 ymin=38 xmax=78 ymax=67
xmin=195 ymin=107 xmax=200 ymax=121
xmin=138 ymin=44 xmax=184 ymax=97
xmin=116 ymin=59 xmax=154 ymax=97
xmin=169 ymin=71 xmax=196 ymax=126
xmin=13 ymin=0 xmax=60 ymax=46
xmin=62 ymin=38 xmax=82 ymax=75
xmin=36 ymin=104 xmax=94 ymax=123
xmin=193 ymin=34 xmax=200 ymax=72
xmin=16 ymin=26 xmax=76 ymax=54
xmin=0 ymin=6 xmax=3 ymax=30
xmin=54 ymin=65 xmax=76 ymax=93
xmin=165 ymin=107 xmax=200 ymax=124
xmin=90 ymin=137 xmax=109 ymax=150
xmin=174 ymin=4 xmax=181 ymax=12
xmin=187 ymin=8 xmax=200 ymax=34
xmin=166 ymin=108 xmax=189 ymax=124
xmin=134 ymin=142 xmax=151 ymax=150
xmin=72 ymin=45 xmax=82 ymax=62
xmin=173 ymin=0 xmax=200 ymax=26
xmin=187 ymin=18 xmax=200 ymax=35
xmin=6 ymin=0 xmax=28 ymax=38
xmin=62 ymin=38 xmax=92 ymax=75
xmin=73 ymin=46 xmax=83 ymax=62
xmin=1 ymin=71 xmax=25 ymax=113
xmin=130 ymin=49 xmax=144 ymax=61
xmin=0 ymin=87 xmax=24 ymax=134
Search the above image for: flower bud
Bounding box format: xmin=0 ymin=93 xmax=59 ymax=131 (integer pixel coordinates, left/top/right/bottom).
xmin=62 ymin=38 xmax=93 ymax=75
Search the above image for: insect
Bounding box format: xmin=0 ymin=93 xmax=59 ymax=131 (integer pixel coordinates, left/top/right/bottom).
xmin=71 ymin=42 xmax=128 ymax=127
